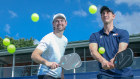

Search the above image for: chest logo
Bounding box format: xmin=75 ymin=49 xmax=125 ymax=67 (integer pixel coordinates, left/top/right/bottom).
xmin=113 ymin=33 xmax=118 ymax=36
xmin=100 ymin=36 xmax=103 ymax=38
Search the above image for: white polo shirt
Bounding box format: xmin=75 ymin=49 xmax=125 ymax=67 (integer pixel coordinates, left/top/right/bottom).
xmin=37 ymin=32 xmax=68 ymax=78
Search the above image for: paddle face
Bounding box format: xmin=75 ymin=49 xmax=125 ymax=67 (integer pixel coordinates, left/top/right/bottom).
xmin=59 ymin=53 xmax=82 ymax=70
xmin=114 ymin=48 xmax=134 ymax=69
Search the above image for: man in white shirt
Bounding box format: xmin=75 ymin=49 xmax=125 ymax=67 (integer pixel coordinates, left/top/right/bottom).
xmin=31 ymin=13 xmax=68 ymax=79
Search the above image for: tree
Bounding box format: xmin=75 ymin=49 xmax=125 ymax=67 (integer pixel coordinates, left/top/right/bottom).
xmin=0 ymin=37 xmax=35 ymax=50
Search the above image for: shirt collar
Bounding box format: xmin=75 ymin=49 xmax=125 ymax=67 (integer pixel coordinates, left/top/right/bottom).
xmin=111 ymin=26 xmax=117 ymax=33
xmin=100 ymin=26 xmax=117 ymax=35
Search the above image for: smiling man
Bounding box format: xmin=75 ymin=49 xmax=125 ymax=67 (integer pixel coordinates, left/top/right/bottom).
xmin=89 ymin=6 xmax=133 ymax=79
xmin=31 ymin=13 xmax=68 ymax=79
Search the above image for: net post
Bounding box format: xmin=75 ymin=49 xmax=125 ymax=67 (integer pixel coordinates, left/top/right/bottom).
xmin=12 ymin=53 xmax=15 ymax=77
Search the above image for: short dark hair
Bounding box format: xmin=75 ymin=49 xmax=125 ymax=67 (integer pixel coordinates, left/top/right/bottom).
xmin=100 ymin=6 xmax=114 ymax=14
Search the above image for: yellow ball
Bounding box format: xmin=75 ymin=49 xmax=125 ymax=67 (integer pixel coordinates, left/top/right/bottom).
xmin=89 ymin=5 xmax=97 ymax=14
xmin=31 ymin=13 xmax=39 ymax=22
xmin=99 ymin=47 xmax=105 ymax=54
xmin=3 ymin=38 xmax=10 ymax=46
xmin=7 ymin=44 xmax=16 ymax=54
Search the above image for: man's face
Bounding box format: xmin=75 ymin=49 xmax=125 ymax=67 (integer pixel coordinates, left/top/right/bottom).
xmin=53 ymin=17 xmax=67 ymax=31
xmin=101 ymin=10 xmax=115 ymax=24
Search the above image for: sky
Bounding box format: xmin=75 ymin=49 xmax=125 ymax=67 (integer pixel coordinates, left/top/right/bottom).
xmin=0 ymin=0 xmax=140 ymax=44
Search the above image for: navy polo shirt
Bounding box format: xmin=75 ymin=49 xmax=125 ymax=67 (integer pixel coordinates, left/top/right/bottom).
xmin=89 ymin=27 xmax=133 ymax=77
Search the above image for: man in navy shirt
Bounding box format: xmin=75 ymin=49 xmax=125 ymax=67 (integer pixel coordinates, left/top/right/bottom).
xmin=89 ymin=6 xmax=133 ymax=79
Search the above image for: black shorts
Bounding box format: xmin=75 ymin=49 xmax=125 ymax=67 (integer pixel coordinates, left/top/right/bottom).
xmin=38 ymin=75 xmax=61 ymax=79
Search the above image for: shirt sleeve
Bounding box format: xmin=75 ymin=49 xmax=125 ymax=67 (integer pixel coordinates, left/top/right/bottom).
xmin=89 ymin=33 xmax=97 ymax=43
xmin=119 ymin=30 xmax=129 ymax=43
xmin=37 ymin=36 xmax=50 ymax=52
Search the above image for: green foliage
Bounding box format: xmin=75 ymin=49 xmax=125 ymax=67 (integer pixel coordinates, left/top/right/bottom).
xmin=0 ymin=37 xmax=35 ymax=50
xmin=0 ymin=37 xmax=5 ymax=50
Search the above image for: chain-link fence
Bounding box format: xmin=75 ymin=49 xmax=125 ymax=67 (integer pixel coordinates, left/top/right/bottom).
xmin=0 ymin=57 xmax=140 ymax=78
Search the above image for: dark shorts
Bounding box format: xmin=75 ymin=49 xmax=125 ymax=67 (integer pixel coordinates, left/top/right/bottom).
xmin=38 ymin=75 xmax=61 ymax=79
xmin=97 ymin=74 xmax=134 ymax=79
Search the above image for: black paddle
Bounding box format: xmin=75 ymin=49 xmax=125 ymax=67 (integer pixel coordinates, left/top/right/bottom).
xmin=114 ymin=48 xmax=134 ymax=69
